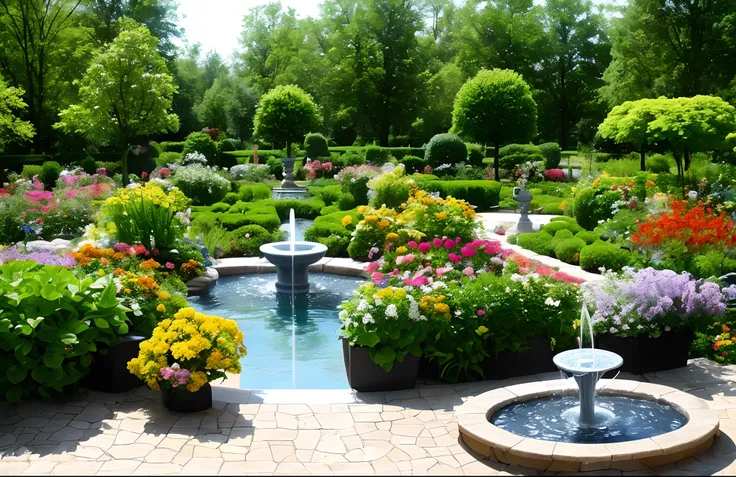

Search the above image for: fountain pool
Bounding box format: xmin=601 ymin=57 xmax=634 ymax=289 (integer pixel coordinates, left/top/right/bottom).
xmin=188 ymin=273 xmax=362 ymax=389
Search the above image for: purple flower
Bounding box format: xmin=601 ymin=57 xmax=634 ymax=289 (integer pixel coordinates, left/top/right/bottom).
xmin=0 ymin=246 xmax=76 ymax=267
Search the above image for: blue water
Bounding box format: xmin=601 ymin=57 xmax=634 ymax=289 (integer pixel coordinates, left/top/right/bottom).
xmin=188 ymin=273 xmax=362 ymax=389
xmin=491 ymin=395 xmax=686 ymax=443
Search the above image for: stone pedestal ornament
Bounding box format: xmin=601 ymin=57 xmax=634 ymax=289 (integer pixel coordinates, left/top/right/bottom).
xmin=513 ymin=181 xmax=535 ymax=233
xmin=272 ymin=158 xmax=310 ymax=200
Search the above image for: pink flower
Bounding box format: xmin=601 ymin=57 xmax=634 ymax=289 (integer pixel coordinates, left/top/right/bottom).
xmin=152 ymin=248 xmax=160 ymax=256
xmin=166 ymin=262 xmax=175 ymax=270
xmin=535 ymin=265 xmax=555 ymax=276
xmin=443 ymin=239 xmax=455 ymax=249
xmin=160 ymin=367 xmax=175 ymax=380
xmin=159 ymin=167 xmax=171 ymax=177
xmin=484 ymin=241 xmax=502 ymax=255
xmin=371 ymin=272 xmax=385 ymax=284
xmin=552 ymin=271 xmax=585 ymax=284
xmin=96 ymin=167 xmax=107 ymax=176
xmin=461 ymin=247 xmax=476 ymax=257
xmin=404 ymin=275 xmax=429 ymax=286
xmin=455 ymin=237 xmax=462 ymax=244
xmin=385 ymin=242 xmax=393 ymax=251
xmin=141 ymin=171 xmax=149 ymax=179
xmin=407 ymin=241 xmax=418 ymax=249
xmin=449 ymin=253 xmax=462 ymax=263
xmin=391 ymin=268 xmax=400 ymax=276
xmin=0 ymin=188 xmax=6 ymax=196
xmin=418 ymin=242 xmax=431 ymax=253
xmin=368 ymin=247 xmax=380 ymax=259
xmin=629 ymin=200 xmax=636 ymax=208
xmin=365 ymin=260 xmax=381 ymax=273
xmin=64 ymin=189 xmax=79 ymax=199
xmin=396 ymin=254 xmax=415 ymax=265
xmin=245 ymin=233 xmax=250 ymax=239
xmin=435 ymin=266 xmax=452 ymax=277
xmin=433 ymin=238 xmax=443 ymax=248
xmin=476 ymin=309 xmax=486 ymax=316
xmin=463 ymin=266 xmax=474 ymax=276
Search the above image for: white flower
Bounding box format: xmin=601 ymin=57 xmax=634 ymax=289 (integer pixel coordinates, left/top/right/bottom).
xmin=609 ymin=327 xmax=617 ymax=334
xmin=171 ymin=363 xmax=180 ymax=370
xmin=338 ymin=310 xmax=348 ymax=320
xmin=688 ymin=190 xmax=698 ymax=199
xmin=505 ymin=286 xmax=511 ymax=293
xmin=362 ymin=313 xmax=375 ymax=324
xmin=665 ymin=326 xmax=671 ymax=332
xmin=357 ymin=299 xmax=369 ymax=312
xmin=385 ymin=304 xmax=398 ymax=318
xmin=622 ymin=324 xmax=630 ymax=331
xmin=544 ymin=297 xmax=561 ymax=307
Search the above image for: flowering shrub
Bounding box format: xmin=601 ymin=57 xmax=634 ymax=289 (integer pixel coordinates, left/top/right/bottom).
xmin=514 ymin=161 xmax=545 ymax=184
xmin=170 ymin=164 xmax=230 ymax=205
xmin=230 ymin=164 xmax=270 ymax=182
xmin=127 ymin=307 xmax=247 ymax=392
xmin=544 ymin=168 xmax=565 ymax=182
xmin=337 ymin=165 xmax=380 ymax=204
xmin=181 ymin=152 xmax=208 ymax=166
xmin=582 ymin=267 xmax=734 ymax=337
xmin=304 ymin=158 xmax=334 ymax=180
xmin=0 ymin=245 xmax=76 ymax=266
xmin=693 ymin=319 xmax=736 ymax=364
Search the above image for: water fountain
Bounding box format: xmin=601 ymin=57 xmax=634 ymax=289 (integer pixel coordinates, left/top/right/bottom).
xmin=455 ymin=305 xmax=719 ymax=471
xmin=260 ymin=209 xmax=328 ymax=294
xmin=271 ymin=158 xmax=310 ymax=200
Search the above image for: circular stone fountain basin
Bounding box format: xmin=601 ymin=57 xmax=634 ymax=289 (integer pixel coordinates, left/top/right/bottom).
xmin=456 ymin=380 xmax=719 ymax=472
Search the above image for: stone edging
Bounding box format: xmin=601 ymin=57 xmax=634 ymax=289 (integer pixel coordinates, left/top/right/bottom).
xmin=211 ymin=256 xmax=369 ymax=278
xmin=456 ymin=379 xmax=719 ymax=472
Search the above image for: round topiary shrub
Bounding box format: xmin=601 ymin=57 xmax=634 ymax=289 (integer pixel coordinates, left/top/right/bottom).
xmin=551 ymin=229 xmax=574 ymax=250
xmin=80 ymin=154 xmax=97 ymax=174
xmin=575 ymin=230 xmax=600 ymax=245
xmin=541 ymin=221 xmax=583 ymax=235
xmin=579 ymin=243 xmax=628 ymax=273
xmin=222 ymin=192 xmax=240 ymax=205
xmin=466 ymin=143 xmax=485 ymax=168
xmin=400 ymin=155 xmax=425 ymax=174
xmin=226 ymin=225 xmax=278 ymax=257
xmin=499 ymin=144 xmax=544 ymax=170
xmin=516 ymin=231 xmax=555 ymax=256
xmin=646 ymin=154 xmax=672 ymax=174
xmin=555 ymin=237 xmax=586 ymax=264
xmin=211 ymin=202 xmax=231 ymax=213
xmin=305 ymin=133 xmax=329 ymax=159
xmin=182 ymin=132 xmax=218 ymax=163
xmin=40 ymin=161 xmax=62 ymax=188
xmin=425 ymin=133 xmax=467 ymax=168
xmin=538 ymin=142 xmax=562 ymax=169
xmin=171 ymin=164 xmax=230 ymax=205
xmin=337 ymin=192 xmax=356 ymax=211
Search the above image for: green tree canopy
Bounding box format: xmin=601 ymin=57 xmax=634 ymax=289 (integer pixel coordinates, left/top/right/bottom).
xmin=597 ymin=99 xmax=658 ymax=171
xmin=253 ymin=84 xmax=320 ymax=158
xmin=451 ymin=68 xmax=537 ymax=180
xmin=54 ymin=18 xmax=179 ymax=184
xmin=0 ymin=78 xmax=35 ymax=152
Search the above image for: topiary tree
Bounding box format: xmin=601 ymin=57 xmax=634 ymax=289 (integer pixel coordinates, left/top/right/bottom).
xmin=538 ymin=142 xmax=562 ymax=170
xmin=182 ymin=132 xmax=218 ymax=164
xmin=253 ymin=85 xmax=320 ymax=159
xmin=304 ymin=133 xmax=329 ymax=158
xmin=0 ymin=78 xmax=34 ymax=152
xmin=424 ymin=133 xmax=467 ymax=168
xmin=452 ymin=69 xmax=537 ymax=180
xmin=54 ymin=19 xmax=179 ymax=185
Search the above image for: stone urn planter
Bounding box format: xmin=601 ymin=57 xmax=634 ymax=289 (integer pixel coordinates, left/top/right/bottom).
xmin=83 ymin=334 xmax=145 ymax=393
xmin=161 ymin=383 xmax=212 ymax=413
xmin=342 ymin=339 xmax=419 ymax=392
xmin=186 ymin=267 xmax=218 ymax=296
xmin=482 ymin=338 xmax=558 ymax=380
xmin=596 ymin=330 xmax=693 ymax=375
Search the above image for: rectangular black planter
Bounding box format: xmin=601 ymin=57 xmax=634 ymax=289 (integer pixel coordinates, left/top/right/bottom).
xmin=596 ymin=330 xmax=693 ymax=375
xmin=342 ymin=339 xmax=419 ymax=392
xmin=162 ymin=383 xmax=212 ymax=413
xmin=482 ymin=338 xmax=558 ymax=380
xmin=83 ymin=334 xmax=145 ymax=393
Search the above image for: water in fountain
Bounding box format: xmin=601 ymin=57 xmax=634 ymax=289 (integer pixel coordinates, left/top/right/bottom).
xmin=290 ymin=209 xmax=296 ymax=389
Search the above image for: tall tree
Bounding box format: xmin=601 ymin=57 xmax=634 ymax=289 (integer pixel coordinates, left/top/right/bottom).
xmin=601 ymin=0 xmax=736 ymax=106
xmin=535 ymin=0 xmax=611 ymax=149
xmin=0 ymin=0 xmax=85 ymax=150
xmin=55 ymin=19 xmax=179 ymax=185
xmin=0 ymin=78 xmax=35 ymax=152
xmin=253 ymin=84 xmax=320 ymax=158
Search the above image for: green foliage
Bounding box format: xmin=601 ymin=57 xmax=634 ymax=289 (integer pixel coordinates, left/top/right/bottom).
xmin=305 ymin=133 xmax=329 ymax=158
xmin=0 ymin=78 xmax=35 ymax=152
xmin=575 ymin=230 xmax=600 ymax=245
xmin=40 ymin=161 xmax=62 ymax=188
xmin=222 ymin=192 xmax=240 ymax=205
xmin=226 ymin=225 xmax=280 ymax=257
xmin=54 ymin=19 xmax=179 ymax=185
xmin=266 ymin=156 xmax=284 ymax=178
xmin=258 ymin=198 xmax=325 ymax=219
xmin=182 ymin=132 xmax=218 ymax=163
xmin=21 ymin=165 xmax=43 ymax=179
xmin=538 ymin=143 xmax=562 ymax=169
xmin=337 ymin=193 xmax=356 ymax=211
xmin=171 ymin=165 xmax=231 ymax=205
xmin=369 ymin=172 xmax=412 ymax=209
xmin=308 ymin=185 xmax=342 ymax=205
xmin=80 ymin=155 xmax=97 ymax=174
xmin=304 ymin=209 xmax=359 ymax=257
xmin=579 ymin=242 xmax=628 ymax=273
xmin=424 ymin=133 xmax=467 ymax=168
xmin=419 ymin=180 xmax=502 ymax=210
xmin=253 ymin=85 xmax=320 ymax=158
xmin=365 ymin=145 xmax=390 ymax=165
xmin=647 ymin=154 xmax=672 ymax=173
xmin=211 ymin=202 xmax=231 ymax=213
xmin=400 ymin=155 xmax=425 ymax=174
xmin=160 ymin=141 xmax=185 ymax=153
xmin=219 ymin=209 xmax=281 ymax=232
xmin=499 ymin=144 xmax=545 ymax=169
xmin=466 ymin=144 xmax=485 ymax=168
xmin=0 ymin=262 xmax=129 ymax=402
xmin=158 ymin=151 xmax=182 ymax=166
xmin=555 ymin=237 xmax=586 ymax=264
xmin=541 ymin=221 xmax=583 ymax=235
xmin=573 ymin=186 xmax=621 ymax=230
xmin=516 ymin=232 xmax=555 ymax=256
xmin=238 ymin=183 xmax=272 ymax=202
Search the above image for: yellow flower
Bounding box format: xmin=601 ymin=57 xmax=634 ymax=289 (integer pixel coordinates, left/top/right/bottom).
xmin=378 ymin=219 xmax=390 ymax=228
xmin=396 ymin=246 xmax=408 ymax=254
xmin=386 ymin=232 xmax=399 ymax=241
xmin=341 ymin=215 xmax=353 ymax=227
xmin=364 ymin=215 xmax=378 ymax=224
xmin=156 ymin=291 xmax=171 ymax=300
xmin=434 ymin=303 xmax=450 ymax=314
xmin=97 ymin=269 xmax=105 ymax=276
xmin=592 ymin=177 xmax=601 ymax=187
xmin=357 ymin=206 xmax=367 ymax=215
xmin=435 ymin=211 xmax=447 ymax=220
xmin=476 ymin=326 xmax=489 ymax=335
xmin=156 ymin=304 xmax=166 ymax=313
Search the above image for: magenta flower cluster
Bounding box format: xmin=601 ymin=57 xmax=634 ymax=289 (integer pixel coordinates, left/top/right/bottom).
xmin=160 ymin=365 xmax=191 ymax=388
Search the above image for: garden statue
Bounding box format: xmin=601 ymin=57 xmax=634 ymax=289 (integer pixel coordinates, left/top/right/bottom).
xmin=513 ymin=181 xmax=534 ymax=233
xmin=272 ymin=158 xmax=310 ymax=199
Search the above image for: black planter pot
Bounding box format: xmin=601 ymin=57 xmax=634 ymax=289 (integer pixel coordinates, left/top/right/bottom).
xmin=596 ymin=330 xmax=693 ymax=375
xmin=417 ymin=357 xmax=442 ymax=381
xmin=83 ymin=334 xmax=145 ymax=393
xmin=482 ymin=338 xmax=558 ymax=380
xmin=161 ymin=383 xmax=212 ymax=413
xmin=342 ymin=339 xmax=419 ymax=392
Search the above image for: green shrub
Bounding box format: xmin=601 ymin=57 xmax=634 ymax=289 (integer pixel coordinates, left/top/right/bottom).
xmin=574 ymin=187 xmax=621 ymax=231
xmin=0 ymin=262 xmax=129 ymax=402
xmin=304 ymin=208 xmax=359 ymax=257
xmin=575 ymin=230 xmax=600 ymax=245
xmin=538 ymin=143 xmax=561 ymax=169
xmin=96 ymin=161 xmax=121 ymax=175
xmin=579 ymin=243 xmax=628 ymax=273
xmin=217 ymin=147 xmax=238 ymax=169
xmin=425 ymin=133 xmax=467 ymax=168
xmin=550 ymin=229 xmax=574 ymax=250
xmin=219 ymin=139 xmax=236 ymax=152
xmin=541 ymin=221 xmax=583 ymax=235
xmin=222 ymin=192 xmax=240 ymax=205
xmin=305 ymin=133 xmax=329 ymax=158
xmin=211 ymin=202 xmax=231 ymax=213
xmin=647 ymin=154 xmax=672 ymax=174
xmin=370 ymin=172 xmax=412 ymax=209
xmin=320 ymin=205 xmax=339 ymax=215
xmin=39 ymin=161 xmax=62 ymax=188
xmin=238 ymin=183 xmax=272 ymax=202
xmin=550 ymin=215 xmax=577 ymax=223
xmin=516 ymin=231 xmax=555 ymax=256
xmin=507 ymin=234 xmax=518 ymax=245
xmin=310 ymin=185 xmax=342 ymax=204
xmin=337 ymin=192 xmax=356 ymax=210
xmin=555 ymin=237 xmax=586 ymax=264
xmin=418 ymin=180 xmax=502 ymax=210
xmin=265 ymin=156 xmax=283 ymax=179
xmin=499 ymin=144 xmax=544 ymax=170
xmin=21 ymin=164 xmax=43 ymax=180
xmin=219 ymin=210 xmax=281 ymax=232
xmin=182 ymin=132 xmax=218 ymax=163
xmin=161 ymin=141 xmax=185 ymax=153
xmin=466 ymin=144 xmax=485 ymax=168
xmin=225 ymin=224 xmax=279 ymax=257
xmin=171 ymin=164 xmax=231 ymax=205
xmin=259 ymin=198 xmax=325 ymax=219
xmin=540 ymin=201 xmax=564 ymax=215
xmin=80 ymin=155 xmax=97 ymax=174
xmin=400 ymin=155 xmax=425 ymax=174
xmin=365 ymin=145 xmax=390 ymax=164
xmin=341 ymin=150 xmax=366 ymax=166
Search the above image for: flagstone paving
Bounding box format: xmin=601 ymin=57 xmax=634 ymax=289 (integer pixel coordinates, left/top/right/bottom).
xmin=2 ymin=359 xmax=736 ymax=475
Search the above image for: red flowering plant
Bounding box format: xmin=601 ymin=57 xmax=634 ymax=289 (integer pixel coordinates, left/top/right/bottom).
xmin=630 ymin=200 xmax=736 ymax=278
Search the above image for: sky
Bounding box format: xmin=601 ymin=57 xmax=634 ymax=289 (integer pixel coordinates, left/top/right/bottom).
xmin=176 ymin=0 xmax=322 ymax=61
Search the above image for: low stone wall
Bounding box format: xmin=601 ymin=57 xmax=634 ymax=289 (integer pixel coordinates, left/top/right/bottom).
xmin=211 ymin=256 xmax=369 ymax=278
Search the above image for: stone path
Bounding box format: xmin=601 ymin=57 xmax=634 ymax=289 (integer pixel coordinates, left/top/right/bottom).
xmin=3 ymin=359 xmax=736 ymax=475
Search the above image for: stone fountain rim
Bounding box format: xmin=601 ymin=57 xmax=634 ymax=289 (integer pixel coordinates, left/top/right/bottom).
xmin=260 ymin=241 xmax=329 ymax=256
xmin=456 ymin=378 xmax=719 ymax=472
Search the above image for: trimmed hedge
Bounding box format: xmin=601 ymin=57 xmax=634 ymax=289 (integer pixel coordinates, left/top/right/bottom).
xmin=499 ymin=144 xmax=544 ymax=170
xmin=516 ymin=232 xmax=555 ymax=256
xmin=258 ymin=198 xmax=326 ymax=219
xmin=541 ymin=221 xmax=583 ymax=235
xmin=226 ymin=224 xmax=280 ymax=257
xmin=579 ymin=242 xmax=628 ymax=273
xmin=575 ymin=230 xmax=600 ymax=245
xmin=305 ymin=133 xmax=329 ymax=158
xmin=238 ymin=183 xmax=272 ymax=202
xmin=160 ymin=141 xmax=185 ymax=153
xmin=425 ymin=133 xmax=467 ymax=168
xmin=418 ymin=180 xmax=502 ymax=210
xmin=304 ymin=208 xmax=360 ymax=257
xmin=555 ymin=237 xmax=586 ymax=264
xmin=400 ymin=155 xmax=425 ymax=174
xmin=538 ymin=143 xmax=562 ymax=169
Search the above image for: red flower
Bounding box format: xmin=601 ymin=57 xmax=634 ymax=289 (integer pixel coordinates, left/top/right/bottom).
xmin=723 ymin=351 xmax=728 ymax=357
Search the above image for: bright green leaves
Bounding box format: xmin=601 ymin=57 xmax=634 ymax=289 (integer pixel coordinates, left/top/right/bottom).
xmin=253 ymin=85 xmax=320 ymax=158
xmin=355 ymin=332 xmax=380 ymax=348
xmin=371 ymin=347 xmax=396 ymax=373
xmin=43 ymin=353 xmax=64 ymax=369
xmin=0 ymin=78 xmax=35 ymax=153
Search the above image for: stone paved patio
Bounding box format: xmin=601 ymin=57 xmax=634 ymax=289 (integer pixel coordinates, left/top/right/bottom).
xmin=3 ymin=359 xmax=736 ymax=475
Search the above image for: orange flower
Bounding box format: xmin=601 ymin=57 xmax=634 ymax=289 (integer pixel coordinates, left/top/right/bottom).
xmin=113 ymin=268 xmax=127 ymax=276
xmin=723 ymin=324 xmax=731 ymax=333
xmin=136 ymin=277 xmax=159 ymax=290
xmin=140 ymin=259 xmax=161 ymax=269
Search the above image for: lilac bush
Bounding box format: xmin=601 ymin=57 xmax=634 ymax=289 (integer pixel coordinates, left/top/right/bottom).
xmin=582 ymin=267 xmax=734 ymax=337
xmin=0 ymin=245 xmax=76 ymax=267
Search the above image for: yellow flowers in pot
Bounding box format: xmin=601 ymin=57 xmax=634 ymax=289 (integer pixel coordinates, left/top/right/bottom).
xmin=127 ymin=307 xmax=247 ymax=392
